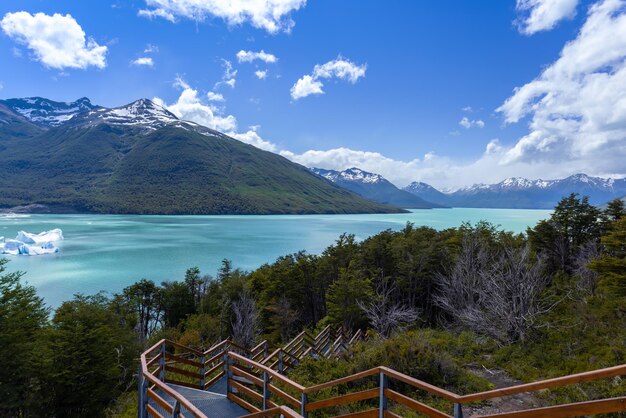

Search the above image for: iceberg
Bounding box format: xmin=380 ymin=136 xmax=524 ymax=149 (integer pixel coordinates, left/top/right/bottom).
xmin=1 ymin=229 xmax=63 ymax=256
xmin=15 ymin=228 xmax=64 ymax=244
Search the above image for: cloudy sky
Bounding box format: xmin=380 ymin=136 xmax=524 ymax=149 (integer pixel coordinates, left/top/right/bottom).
xmin=0 ymin=0 xmax=624 ymax=190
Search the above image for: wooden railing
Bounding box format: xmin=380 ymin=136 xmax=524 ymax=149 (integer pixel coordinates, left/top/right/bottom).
xmin=226 ymin=354 xmax=626 ymax=418
xmin=138 ymin=326 xmax=362 ymax=418
xmin=140 ymin=331 xmax=625 ymax=418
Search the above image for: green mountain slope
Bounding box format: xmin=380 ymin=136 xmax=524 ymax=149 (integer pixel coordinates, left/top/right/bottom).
xmin=0 ymin=123 xmax=403 ymax=214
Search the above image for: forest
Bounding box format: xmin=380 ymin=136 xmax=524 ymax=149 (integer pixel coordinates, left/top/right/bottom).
xmin=0 ymin=194 xmax=624 ymax=417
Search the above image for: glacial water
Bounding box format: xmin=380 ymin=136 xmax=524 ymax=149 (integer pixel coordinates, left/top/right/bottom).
xmin=0 ymin=208 xmax=550 ymax=308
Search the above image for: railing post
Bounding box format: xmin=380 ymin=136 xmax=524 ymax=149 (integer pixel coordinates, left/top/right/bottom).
xmin=224 ymin=354 xmax=232 ymax=395
xmin=278 ymin=350 xmax=284 ymax=374
xmin=301 ymin=392 xmax=308 ymax=418
xmin=379 ymin=371 xmax=388 ymax=418
xmin=159 ymin=343 xmax=165 ymax=382
xmin=454 ymin=403 xmax=464 ymax=418
xmin=140 ymin=374 xmax=148 ymax=418
xmin=172 ymin=400 xmax=181 ymax=418
xmin=137 ymin=365 xmax=144 ymax=418
xmin=262 ymin=370 xmax=270 ymax=410
xmin=200 ymin=354 xmax=205 ymax=389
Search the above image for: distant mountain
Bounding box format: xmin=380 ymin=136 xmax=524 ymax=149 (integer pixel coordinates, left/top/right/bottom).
xmin=0 ymin=97 xmax=402 ymax=215
xmin=0 ymin=97 xmax=97 ymax=128
xmin=403 ymin=174 xmax=626 ymax=209
xmin=310 ymin=167 xmax=442 ymax=209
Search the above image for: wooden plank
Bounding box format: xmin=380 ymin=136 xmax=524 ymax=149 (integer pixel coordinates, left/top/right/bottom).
xmin=268 ymin=383 xmax=301 ymax=408
xmin=305 ymin=368 xmax=380 ymax=394
xmin=146 ymin=352 xmax=162 ymax=368
xmin=229 ymin=351 xmax=306 ymax=392
xmin=306 ymin=388 xmax=379 ymax=412
xmin=460 ymin=364 xmax=626 ymax=402
xmin=167 ymin=339 xmax=203 ymax=356
xmin=230 ymin=365 xmax=263 ymax=386
xmin=239 ymin=406 xmax=304 ymax=418
xmin=165 ymin=352 xmax=203 ymax=368
xmin=204 ymin=360 xmax=224 ymax=377
xmin=332 ymin=408 xmax=379 ymax=418
xmin=384 ymin=388 xmax=451 ymax=418
xmin=163 ymin=378 xmax=203 ymax=390
xmin=383 ymin=411 xmax=401 ymax=418
xmin=164 ymin=364 xmax=202 ymax=380
xmin=203 ymin=370 xmax=225 ymax=389
xmin=140 ymin=365 xmax=207 ymax=418
xmin=380 ymin=367 xmax=459 ymax=402
xmin=147 ymin=388 xmax=174 ymax=414
xmin=228 ymin=392 xmax=260 ymax=413
xmin=146 ymin=404 xmax=165 ymax=418
xmin=475 ymin=396 xmax=626 ymax=418
xmin=230 ymin=379 xmax=263 ymax=402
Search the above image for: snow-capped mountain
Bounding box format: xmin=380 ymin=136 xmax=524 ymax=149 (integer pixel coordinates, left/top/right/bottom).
xmin=311 ymin=167 xmax=442 ymax=209
xmin=0 ymin=97 xmax=97 ymax=127
xmin=0 ymin=96 xmax=228 ymax=137
xmin=403 ymin=174 xmax=626 ymax=208
xmin=313 ymin=167 xmax=385 ymax=184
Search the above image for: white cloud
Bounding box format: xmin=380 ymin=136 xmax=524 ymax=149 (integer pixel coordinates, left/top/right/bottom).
xmin=516 ymin=0 xmax=579 ymax=35
xmin=131 ymin=57 xmax=154 ymax=67
xmin=459 ymin=116 xmax=485 ymax=129
xmin=290 ymin=57 xmax=366 ymax=100
xmin=290 ymin=75 xmax=324 ymax=100
xmin=144 ymin=43 xmax=159 ymax=53
xmin=497 ymin=0 xmax=626 ymax=178
xmin=206 ymin=91 xmax=225 ymax=102
xmin=255 ymin=70 xmax=268 ymax=79
xmin=230 ymin=126 xmax=278 ymax=152
xmin=157 ymin=77 xmax=237 ymax=132
xmin=462 ymin=106 xmax=473 ymax=112
xmin=215 ymin=59 xmax=237 ymax=89
xmin=236 ymin=49 xmax=277 ymax=63
xmin=139 ymin=0 xmax=307 ymax=34
xmin=0 ymin=12 xmax=107 ymax=70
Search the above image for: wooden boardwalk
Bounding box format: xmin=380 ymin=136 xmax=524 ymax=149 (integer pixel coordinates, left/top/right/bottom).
xmin=138 ymin=327 xmax=626 ymax=418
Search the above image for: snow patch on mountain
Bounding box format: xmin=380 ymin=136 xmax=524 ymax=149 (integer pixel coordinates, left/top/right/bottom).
xmin=0 ymin=97 xmax=96 ymax=127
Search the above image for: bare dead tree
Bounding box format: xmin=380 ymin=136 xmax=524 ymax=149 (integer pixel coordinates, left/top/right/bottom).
xmin=573 ymin=241 xmax=600 ymax=296
xmin=358 ymin=280 xmax=420 ymax=338
xmin=435 ymin=235 xmax=552 ymax=345
xmin=231 ymin=288 xmax=259 ymax=350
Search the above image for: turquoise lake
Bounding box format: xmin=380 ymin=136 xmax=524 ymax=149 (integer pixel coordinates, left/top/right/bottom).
xmin=0 ymin=208 xmax=550 ymax=308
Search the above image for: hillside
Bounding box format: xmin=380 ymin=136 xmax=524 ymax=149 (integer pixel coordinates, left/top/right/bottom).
xmin=310 ymin=167 xmax=442 ymax=208
xmin=0 ymin=98 xmax=402 ymax=215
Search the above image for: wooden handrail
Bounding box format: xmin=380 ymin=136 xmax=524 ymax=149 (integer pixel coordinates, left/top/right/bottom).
xmin=458 ymin=363 xmax=626 ymax=402
xmin=228 ymin=351 xmax=306 ymax=392
xmin=141 ymin=337 xmax=626 ymax=418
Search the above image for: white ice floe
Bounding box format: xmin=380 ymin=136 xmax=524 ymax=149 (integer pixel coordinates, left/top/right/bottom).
xmin=0 ymin=229 xmax=63 ymax=256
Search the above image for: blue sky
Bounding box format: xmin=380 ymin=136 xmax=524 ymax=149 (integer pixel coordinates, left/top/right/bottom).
xmin=0 ymin=0 xmax=624 ymax=189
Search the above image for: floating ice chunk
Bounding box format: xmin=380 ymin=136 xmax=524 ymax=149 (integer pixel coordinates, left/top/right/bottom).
xmin=15 ymin=228 xmax=64 ymax=244
xmin=1 ymin=240 xmax=58 ymax=255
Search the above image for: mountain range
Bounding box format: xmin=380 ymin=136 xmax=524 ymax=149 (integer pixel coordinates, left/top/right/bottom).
xmin=310 ymin=167 xmax=625 ymax=209
xmin=0 ymin=97 xmax=401 ymax=215
xmin=403 ymin=174 xmax=626 ymax=208
xmin=310 ymin=167 xmax=442 ymax=208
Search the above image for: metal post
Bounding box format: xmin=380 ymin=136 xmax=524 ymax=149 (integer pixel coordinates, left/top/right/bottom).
xmin=262 ymin=371 xmax=270 ymax=410
xmin=172 ymin=400 xmax=181 ymax=418
xmin=200 ymin=354 xmax=205 ymax=389
xmin=278 ymin=350 xmax=284 ymax=374
xmin=301 ymin=393 xmax=308 ymax=418
xmin=141 ymin=376 xmax=148 ymax=418
xmin=137 ymin=365 xmax=144 ymax=418
xmin=454 ymin=403 xmax=464 ymax=418
xmin=379 ymin=372 xmax=388 ymax=418
xmin=224 ymin=354 xmax=232 ymax=395
xmin=159 ymin=343 xmax=165 ymax=382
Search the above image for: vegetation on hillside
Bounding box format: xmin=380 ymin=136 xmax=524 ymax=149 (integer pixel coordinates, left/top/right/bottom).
xmin=0 ymin=194 xmax=624 ymax=417
xmin=0 ymin=124 xmax=401 ymax=215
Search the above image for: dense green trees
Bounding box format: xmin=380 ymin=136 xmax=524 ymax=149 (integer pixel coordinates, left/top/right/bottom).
xmin=1 ymin=194 xmax=625 ymax=416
